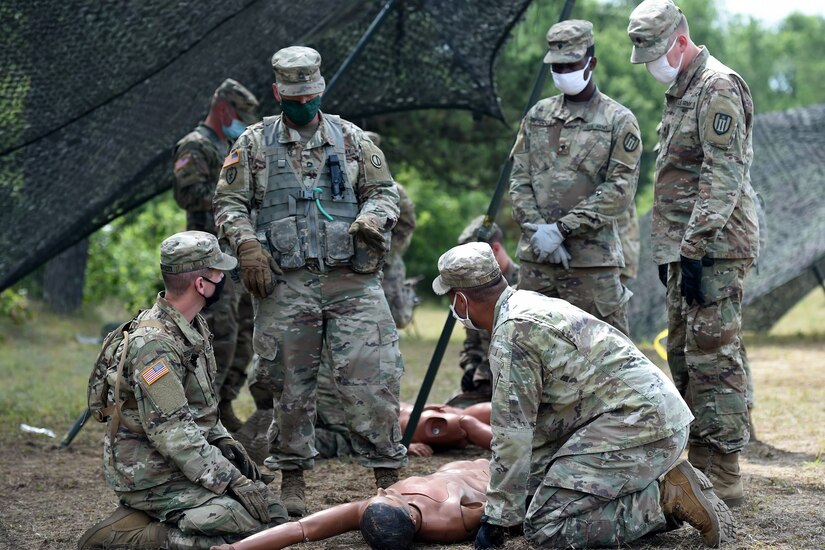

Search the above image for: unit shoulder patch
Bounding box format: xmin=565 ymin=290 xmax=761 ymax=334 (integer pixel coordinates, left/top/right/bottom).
xmin=623 ymin=132 xmax=640 ymax=152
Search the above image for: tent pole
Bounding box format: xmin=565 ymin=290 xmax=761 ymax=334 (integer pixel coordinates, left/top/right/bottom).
xmin=402 ymin=0 xmax=577 ymax=447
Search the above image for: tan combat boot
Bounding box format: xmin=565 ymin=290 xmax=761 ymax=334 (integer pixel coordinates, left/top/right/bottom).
xmin=689 ymin=445 xmax=745 ymax=507
xmin=218 ymin=399 xmax=244 ymax=432
xmin=659 ymin=459 xmax=735 ymax=547
xmin=373 ymin=467 xmax=399 ymax=489
xmin=280 ymin=469 xmax=306 ymax=517
xmin=77 ymin=505 xmax=168 ymax=549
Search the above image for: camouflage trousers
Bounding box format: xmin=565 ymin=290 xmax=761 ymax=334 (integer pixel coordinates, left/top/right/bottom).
xmin=253 ymin=266 xmax=408 ymax=471
xmin=665 ymin=258 xmax=753 ymax=453
xmin=314 ymin=358 xmax=354 ymax=459
xmin=201 ymin=274 xmax=254 ymax=401
xmin=519 ymin=262 xmax=632 ymax=336
xmin=118 ymin=478 xmax=286 ymax=547
xmin=524 ymin=427 xmax=687 ymax=547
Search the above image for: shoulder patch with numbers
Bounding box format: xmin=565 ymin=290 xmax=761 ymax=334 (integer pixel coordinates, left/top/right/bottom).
xmin=222 ymin=149 xmax=240 ymax=168
xmin=703 ymin=92 xmax=739 ymax=149
xmin=362 ymin=141 xmax=392 ymax=182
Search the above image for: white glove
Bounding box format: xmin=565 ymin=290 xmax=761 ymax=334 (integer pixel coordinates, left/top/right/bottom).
xmin=524 ymin=222 xmax=565 ymax=263
xmin=549 ymin=244 xmax=571 ymax=270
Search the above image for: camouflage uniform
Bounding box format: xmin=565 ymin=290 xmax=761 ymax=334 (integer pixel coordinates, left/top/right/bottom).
xmin=511 ymin=21 xmax=641 ymax=336
xmin=618 ymin=201 xmax=640 ymax=283
xmin=381 ymin=182 xmax=418 ymax=329
xmin=432 ymin=245 xmax=693 ymax=547
xmin=213 ymin=48 xmax=407 ymax=473
xmin=172 ymin=79 xmax=258 ymax=407
xmin=644 ymin=47 xmax=758 ymax=454
xmin=99 ymin=232 xmax=285 ymax=547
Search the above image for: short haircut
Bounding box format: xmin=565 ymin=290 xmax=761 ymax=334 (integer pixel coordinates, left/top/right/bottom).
xmin=458 ymin=274 xmax=507 ymax=304
xmin=360 ymin=501 xmax=415 ymax=550
xmin=676 ymin=14 xmax=689 ymax=36
xmin=162 ymin=268 xmax=211 ymax=296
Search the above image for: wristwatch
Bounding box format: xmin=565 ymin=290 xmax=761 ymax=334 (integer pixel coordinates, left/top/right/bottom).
xmin=557 ymin=221 xmax=572 ymax=238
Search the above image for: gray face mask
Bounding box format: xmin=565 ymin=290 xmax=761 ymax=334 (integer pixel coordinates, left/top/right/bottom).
xmin=450 ymin=292 xmax=478 ymax=331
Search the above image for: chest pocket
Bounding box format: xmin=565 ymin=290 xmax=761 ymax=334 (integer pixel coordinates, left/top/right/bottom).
xmin=189 ymin=354 xmax=216 ymax=408
xmin=570 ymin=123 xmax=611 ymax=177
xmin=528 ymin=119 xmax=560 ymax=175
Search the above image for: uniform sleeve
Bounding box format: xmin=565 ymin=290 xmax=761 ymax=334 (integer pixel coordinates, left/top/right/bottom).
xmin=484 ymin=320 xmax=542 ymax=527
xmin=559 ymin=112 xmax=641 ymax=233
xmin=354 ymin=138 xmax=400 ymax=229
xmin=132 ymin=341 xmax=238 ymax=495
xmin=173 ymin=144 xmax=214 ymax=212
xmin=681 ymin=76 xmax=748 ymax=259
xmin=459 ymin=327 xmax=488 ymax=372
xmin=509 ymin=115 xmax=546 ymax=227
xmin=213 ymin=129 xmax=259 ymax=253
xmin=391 ymin=184 xmax=417 ymax=255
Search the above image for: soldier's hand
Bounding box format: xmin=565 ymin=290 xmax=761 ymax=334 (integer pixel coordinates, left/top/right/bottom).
xmin=228 ymin=472 xmax=269 ymax=523
xmin=461 ymin=366 xmax=477 ymax=392
xmin=474 ymin=517 xmax=506 ymax=549
xmin=549 ymin=244 xmax=571 ymax=270
xmin=349 ymin=216 xmax=387 ymax=253
xmin=216 ymin=438 xmax=260 ymax=482
xmin=679 ymin=255 xmax=705 ymax=306
xmin=658 ymin=264 xmax=668 ymax=287
xmin=237 ymin=241 xmax=281 ymax=299
xmin=524 ymin=223 xmax=564 ymax=263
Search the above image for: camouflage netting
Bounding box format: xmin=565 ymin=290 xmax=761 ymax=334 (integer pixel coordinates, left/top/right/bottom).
xmin=0 ymin=0 xmax=532 ymax=291
xmin=628 ymin=103 xmax=825 ymax=340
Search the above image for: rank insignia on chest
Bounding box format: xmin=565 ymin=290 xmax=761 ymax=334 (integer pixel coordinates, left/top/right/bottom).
xmin=142 ymin=359 xmax=170 ymax=385
xmin=713 ymin=113 xmax=733 ymax=135
xmin=623 ymin=133 xmax=640 ymax=152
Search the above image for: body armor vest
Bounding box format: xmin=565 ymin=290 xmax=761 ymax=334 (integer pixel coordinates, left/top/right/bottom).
xmin=255 ymin=115 xmax=360 ymax=271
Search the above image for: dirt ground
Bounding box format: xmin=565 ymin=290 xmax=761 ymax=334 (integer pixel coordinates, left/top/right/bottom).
xmin=1 ymin=342 xmax=824 ymax=550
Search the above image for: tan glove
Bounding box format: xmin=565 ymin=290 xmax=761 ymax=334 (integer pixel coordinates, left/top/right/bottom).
xmin=228 ymin=471 xmax=269 ymax=523
xmin=237 ymin=241 xmax=281 ymax=299
xmin=348 ymin=216 xmax=387 ymax=253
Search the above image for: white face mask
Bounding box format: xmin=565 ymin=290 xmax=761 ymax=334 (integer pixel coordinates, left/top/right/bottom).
xmin=551 ymin=57 xmax=592 ymax=96
xmin=450 ymin=292 xmax=478 ymax=331
xmin=646 ymin=39 xmax=683 ymax=84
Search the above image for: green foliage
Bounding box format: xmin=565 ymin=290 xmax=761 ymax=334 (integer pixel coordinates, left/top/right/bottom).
xmin=84 ymin=191 xmax=185 ymax=311
xmin=0 ymin=288 xmax=32 ymax=324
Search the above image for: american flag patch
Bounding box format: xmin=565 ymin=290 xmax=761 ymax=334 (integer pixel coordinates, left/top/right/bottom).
xmin=174 ymin=153 xmax=191 ymax=171
xmin=222 ymin=149 xmax=240 ymax=168
xmin=142 ymin=359 xmax=170 ymax=385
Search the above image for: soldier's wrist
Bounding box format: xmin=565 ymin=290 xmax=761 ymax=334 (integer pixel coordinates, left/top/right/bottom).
xmin=556 ymin=221 xmax=572 ymax=238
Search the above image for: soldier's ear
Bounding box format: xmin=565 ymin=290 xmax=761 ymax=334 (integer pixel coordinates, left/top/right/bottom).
xmin=272 ymin=84 xmax=281 ymax=102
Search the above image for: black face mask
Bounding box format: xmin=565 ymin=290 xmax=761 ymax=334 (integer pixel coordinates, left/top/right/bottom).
xmin=200 ymin=274 xmax=226 ymax=309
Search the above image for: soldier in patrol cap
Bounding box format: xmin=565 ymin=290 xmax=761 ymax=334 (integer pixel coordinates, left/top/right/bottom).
xmin=628 ymin=0 xmax=760 ymax=507
xmin=433 ymin=243 xmax=734 ymax=549
xmin=79 ymin=231 xmax=287 ymax=549
xmin=510 ymin=20 xmax=641 ymax=336
xmin=213 ymin=46 xmax=407 ymax=518
xmin=172 ymin=79 xmax=260 ymax=433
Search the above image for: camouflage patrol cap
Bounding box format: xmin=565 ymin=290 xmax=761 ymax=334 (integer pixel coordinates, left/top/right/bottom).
xmin=458 ymin=215 xmax=503 ymax=245
xmin=213 ymin=78 xmax=259 ymax=125
xmin=271 ymin=46 xmax=325 ymax=96
xmin=432 ymin=242 xmax=502 ymax=296
xmin=160 ymin=231 xmax=237 ymax=274
xmin=543 ymin=20 xmax=594 ymax=64
xmin=627 ymin=0 xmax=683 ymax=64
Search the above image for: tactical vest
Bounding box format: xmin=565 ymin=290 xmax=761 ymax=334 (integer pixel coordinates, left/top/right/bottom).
xmin=255 ymin=115 xmax=360 ymax=271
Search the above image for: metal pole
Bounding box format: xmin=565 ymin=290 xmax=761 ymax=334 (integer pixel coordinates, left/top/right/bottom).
xmin=324 ymin=0 xmax=400 ymax=97
xmin=403 ymin=0 xmax=577 ymax=446
xmin=60 ymin=408 xmax=90 ymax=448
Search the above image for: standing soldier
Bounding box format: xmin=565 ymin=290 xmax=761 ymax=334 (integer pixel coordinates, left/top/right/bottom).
xmin=627 ymin=0 xmax=759 ymax=506
xmin=510 ymin=20 xmax=641 ymax=336
xmin=618 ymin=204 xmax=641 ymax=285
xmin=172 ymin=79 xmax=259 ymax=431
xmin=213 ymin=46 xmax=407 ymax=518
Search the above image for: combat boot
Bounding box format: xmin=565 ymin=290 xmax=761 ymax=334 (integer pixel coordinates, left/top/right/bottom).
xmin=373 ymin=467 xmax=399 ymax=489
xmin=689 ymin=445 xmax=745 ymax=507
xmin=77 ymin=505 xmax=168 ymax=549
xmin=280 ymin=469 xmax=306 ymax=517
xmin=218 ymin=399 xmax=244 ymax=432
xmin=659 ymin=459 xmax=735 ymax=547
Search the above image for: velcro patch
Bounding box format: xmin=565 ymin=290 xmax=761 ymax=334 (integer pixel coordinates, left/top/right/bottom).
xmin=222 ymin=149 xmax=240 ymax=168
xmin=142 ymin=358 xmax=170 ymax=385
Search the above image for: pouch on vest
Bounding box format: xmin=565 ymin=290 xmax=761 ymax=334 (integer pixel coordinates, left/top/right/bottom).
xmin=350 ymin=229 xmax=391 ymax=274
xmin=266 ymin=217 xmax=305 ymax=270
xmin=321 ymin=220 xmax=355 ymax=267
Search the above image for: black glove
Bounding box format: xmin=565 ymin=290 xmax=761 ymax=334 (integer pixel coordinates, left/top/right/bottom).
xmin=217 ymin=438 xmax=260 ymax=482
xmin=228 ymin=472 xmax=269 ymax=523
xmin=680 ymin=255 xmax=709 ymax=306
xmin=474 ymin=517 xmax=506 ymax=549
xmin=461 ymin=366 xmax=477 ymax=392
xmin=658 ymin=264 xmax=668 ymax=287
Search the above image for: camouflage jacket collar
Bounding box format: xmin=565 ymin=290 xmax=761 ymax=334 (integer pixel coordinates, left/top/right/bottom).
xmin=276 ymin=112 xmax=335 ymax=150
xmin=667 ymin=47 xmax=709 ymax=99
xmin=549 ymin=88 xmax=604 ymax=124
xmin=492 ymin=286 xmax=516 ymax=330
xmin=195 ymin=123 xmax=228 ymax=151
xmin=155 ymin=292 xmax=205 ymax=352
